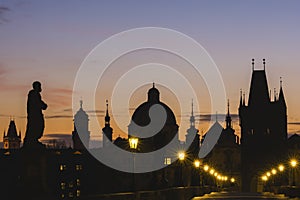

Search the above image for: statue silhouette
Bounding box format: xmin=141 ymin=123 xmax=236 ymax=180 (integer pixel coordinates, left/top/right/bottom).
xmin=24 ymin=81 xmax=47 ymax=148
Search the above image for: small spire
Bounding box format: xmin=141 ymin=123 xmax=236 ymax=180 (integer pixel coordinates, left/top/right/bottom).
xmin=239 ymin=89 xmax=243 ymax=107
xmin=152 ymin=82 xmax=155 ymax=88
xmin=216 ymin=111 xmax=218 ymax=122
xmin=252 ymin=58 xmax=255 ymax=71
xmin=190 ymin=99 xmax=195 ymax=127
xmin=226 ymin=99 xmax=232 ymax=129
xmin=105 ymin=100 xmax=110 ymax=126
xmin=80 ymin=99 xmax=83 ymax=109
xmin=263 ymin=58 xmax=266 ymax=70
xmin=227 ymin=99 xmax=230 ymax=115
xmin=243 ymin=92 xmax=246 ymax=106
xmin=274 ymin=88 xmax=277 ymax=101
xmin=280 ymin=77 xmax=283 ymax=88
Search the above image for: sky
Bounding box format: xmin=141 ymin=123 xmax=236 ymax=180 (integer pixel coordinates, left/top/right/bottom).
xmin=0 ymin=0 xmax=300 ymax=146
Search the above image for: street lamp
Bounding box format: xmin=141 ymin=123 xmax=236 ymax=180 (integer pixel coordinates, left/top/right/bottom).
xmin=194 ymin=160 xmax=201 ymax=168
xmin=290 ymin=159 xmax=298 ymax=186
xmin=178 ymin=152 xmax=185 ymax=161
xmin=177 ymin=151 xmax=185 ymax=186
xmin=278 ymin=164 xmax=285 ymax=172
xmin=128 ymin=137 xmax=138 ymax=191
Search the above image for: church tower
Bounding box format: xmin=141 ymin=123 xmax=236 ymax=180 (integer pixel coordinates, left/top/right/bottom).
xmin=185 ymin=100 xmax=200 ymax=157
xmin=239 ymin=59 xmax=287 ymax=192
xmin=3 ymin=119 xmax=21 ymax=149
xmin=72 ymin=100 xmax=90 ymax=150
xmin=102 ymin=100 xmax=113 ymax=148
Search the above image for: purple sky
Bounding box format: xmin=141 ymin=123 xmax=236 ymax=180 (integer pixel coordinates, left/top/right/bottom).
xmin=1 ymin=0 xmax=300 ymax=143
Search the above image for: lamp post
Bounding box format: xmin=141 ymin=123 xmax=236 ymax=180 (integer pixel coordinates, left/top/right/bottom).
xmin=290 ymin=159 xmax=297 ymax=186
xmin=178 ymin=151 xmax=185 ymax=186
xmin=194 ymin=159 xmax=201 ymax=186
xmin=129 ymin=137 xmax=138 ymax=191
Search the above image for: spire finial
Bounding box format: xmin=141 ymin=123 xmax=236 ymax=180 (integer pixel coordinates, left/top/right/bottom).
xmin=80 ymin=98 xmax=83 ymax=109
xmin=243 ymin=92 xmax=246 ymax=106
xmin=252 ymin=58 xmax=255 ymax=71
xmin=263 ymin=58 xmax=266 ymax=70
xmin=280 ymin=77 xmax=283 ymax=88
xmin=191 ymin=99 xmax=194 ymax=116
xmin=105 ymin=99 xmax=110 ymax=125
xmin=227 ymin=99 xmax=230 ymax=115
xmin=153 ymin=82 xmax=155 ymax=88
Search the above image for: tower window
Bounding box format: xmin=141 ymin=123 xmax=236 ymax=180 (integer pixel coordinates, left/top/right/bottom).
xmin=164 ymin=157 xmax=172 ymax=165
xmin=75 ymin=164 xmax=82 ymax=171
xmin=60 ymin=164 xmax=67 ymax=171
xmin=76 ymin=190 xmax=80 ymax=197
xmin=60 ymin=182 xmax=66 ymax=190
xmin=76 ymin=179 xmax=80 ymax=186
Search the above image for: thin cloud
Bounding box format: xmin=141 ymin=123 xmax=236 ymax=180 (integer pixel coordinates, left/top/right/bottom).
xmin=86 ymin=110 xmax=105 ymax=114
xmin=45 ymin=115 xmax=73 ymax=119
xmin=288 ymin=122 xmax=300 ymax=125
xmin=0 ymin=6 xmax=10 ymax=24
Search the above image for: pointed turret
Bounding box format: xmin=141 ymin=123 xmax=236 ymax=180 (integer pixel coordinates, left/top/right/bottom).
xmin=105 ymin=100 xmax=110 ymax=126
xmin=226 ymin=99 xmax=232 ymax=129
xmin=278 ymin=77 xmax=286 ymax=107
xmin=248 ymin=59 xmax=270 ymax=107
xmin=190 ymin=99 xmax=195 ymax=127
xmin=3 ymin=120 xmax=21 ymax=149
xmin=186 ymin=99 xmax=199 ymax=157
xmin=239 ymin=89 xmax=243 ymax=107
xmin=102 ymin=100 xmax=113 ymax=147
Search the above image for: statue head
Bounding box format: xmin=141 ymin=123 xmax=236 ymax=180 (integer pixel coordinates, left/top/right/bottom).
xmin=32 ymin=81 xmax=42 ymax=92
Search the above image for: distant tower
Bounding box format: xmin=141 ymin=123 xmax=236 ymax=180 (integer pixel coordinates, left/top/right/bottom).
xmin=72 ymin=100 xmax=90 ymax=150
xmin=185 ymin=100 xmax=200 ymax=157
xmin=239 ymin=59 xmax=287 ymax=192
xmin=3 ymin=119 xmax=21 ymax=149
xmin=102 ymin=100 xmax=113 ymax=148
xmin=226 ymin=99 xmax=232 ymax=129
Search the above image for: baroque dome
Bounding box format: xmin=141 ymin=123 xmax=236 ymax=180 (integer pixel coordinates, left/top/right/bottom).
xmin=128 ymin=84 xmax=179 ymax=152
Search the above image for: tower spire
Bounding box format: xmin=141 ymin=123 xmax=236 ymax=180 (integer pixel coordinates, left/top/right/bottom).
xmin=190 ymin=99 xmax=195 ymax=127
xmin=105 ymin=100 xmax=110 ymax=126
xmin=80 ymin=99 xmax=83 ymax=109
xmin=239 ymin=89 xmax=243 ymax=107
xmin=226 ymin=99 xmax=232 ymax=129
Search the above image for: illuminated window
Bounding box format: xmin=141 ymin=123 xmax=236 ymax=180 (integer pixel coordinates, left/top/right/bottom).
xmin=61 ymin=194 xmax=65 ymax=198
xmin=76 ymin=179 xmax=80 ymax=186
xmin=60 ymin=164 xmax=66 ymax=171
xmin=164 ymin=157 xmax=171 ymax=165
xmin=68 ymin=181 xmax=74 ymax=188
xmin=68 ymin=192 xmax=73 ymax=198
xmin=60 ymin=182 xmax=66 ymax=190
xmin=76 ymin=190 xmax=80 ymax=197
xmin=75 ymin=164 xmax=82 ymax=171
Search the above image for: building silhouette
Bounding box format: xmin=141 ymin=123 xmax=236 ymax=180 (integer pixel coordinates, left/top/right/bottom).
xmin=102 ymin=100 xmax=113 ymax=148
xmin=203 ymin=100 xmax=240 ymax=187
xmin=72 ymin=100 xmax=90 ymax=150
xmin=3 ymin=119 xmax=21 ymax=149
xmin=128 ymin=83 xmax=179 ymax=152
xmin=185 ymin=99 xmax=200 ymax=158
xmin=239 ymin=59 xmax=287 ymax=192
